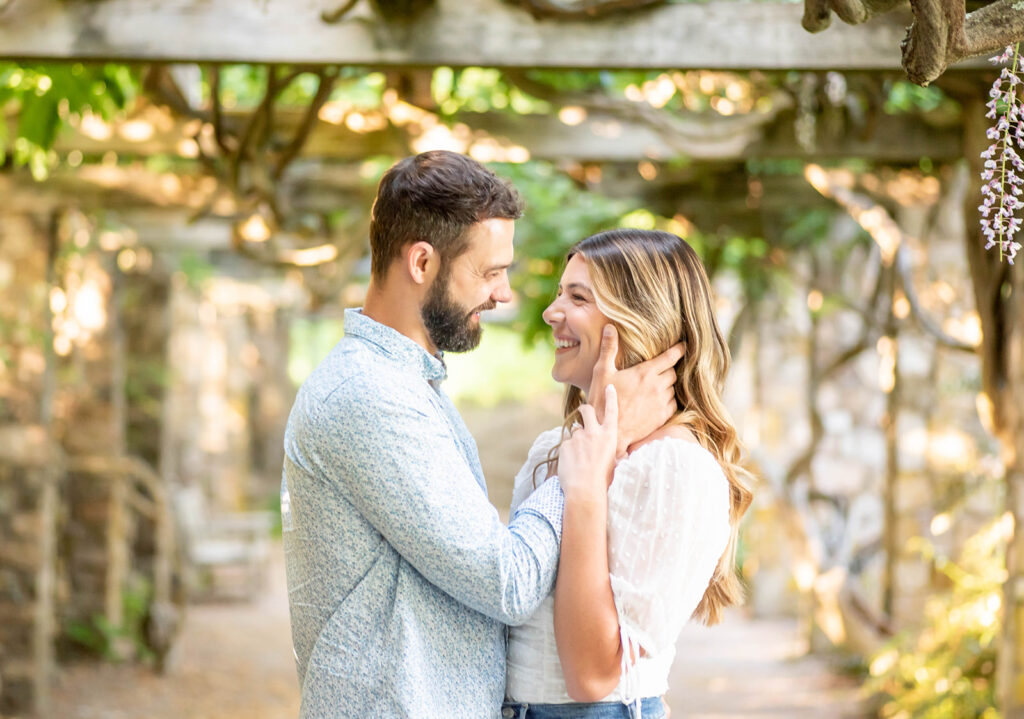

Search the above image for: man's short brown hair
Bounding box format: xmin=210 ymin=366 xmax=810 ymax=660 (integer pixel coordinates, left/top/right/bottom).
xmin=369 ymin=151 xmax=524 ymax=279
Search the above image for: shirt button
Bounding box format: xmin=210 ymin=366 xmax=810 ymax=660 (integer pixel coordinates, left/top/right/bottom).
xmin=502 ymin=708 xmax=516 ymax=719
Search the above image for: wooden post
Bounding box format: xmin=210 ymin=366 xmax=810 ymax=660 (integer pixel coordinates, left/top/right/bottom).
xmin=882 ymin=260 xmax=900 ymax=620
xmin=32 ymin=211 xmax=62 ymax=717
xmin=104 ymin=256 xmax=131 ymax=653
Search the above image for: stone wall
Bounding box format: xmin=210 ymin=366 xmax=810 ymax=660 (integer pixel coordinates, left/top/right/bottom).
xmin=730 ymin=166 xmax=995 ymax=645
xmin=0 ymin=425 xmax=61 ymax=717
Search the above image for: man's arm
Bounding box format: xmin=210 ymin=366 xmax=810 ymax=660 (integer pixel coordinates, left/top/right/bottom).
xmin=303 ymin=376 xmax=562 ymax=625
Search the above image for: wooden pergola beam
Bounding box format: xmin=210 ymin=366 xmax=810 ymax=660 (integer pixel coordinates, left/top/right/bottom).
xmin=40 ymin=106 xmax=962 ymax=164
xmin=0 ymin=0 xmax=991 ymax=70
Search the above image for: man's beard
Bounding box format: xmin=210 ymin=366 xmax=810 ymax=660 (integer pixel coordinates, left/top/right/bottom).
xmin=421 ymin=274 xmax=493 ymax=353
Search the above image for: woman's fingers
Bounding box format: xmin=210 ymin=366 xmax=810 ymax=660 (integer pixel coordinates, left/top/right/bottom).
xmin=577 ymin=403 xmax=597 ymax=429
xmin=603 ymin=384 xmax=618 ymax=431
xmin=588 ymin=325 xmax=619 ymax=421
xmin=594 ymin=325 xmax=619 ymax=381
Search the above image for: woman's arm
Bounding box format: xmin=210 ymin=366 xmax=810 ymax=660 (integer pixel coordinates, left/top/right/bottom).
xmin=553 ymin=486 xmax=626 ymax=701
xmin=551 ymin=387 xmax=630 ymax=701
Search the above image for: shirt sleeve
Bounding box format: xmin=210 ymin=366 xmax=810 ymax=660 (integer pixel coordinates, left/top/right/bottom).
xmin=301 ymin=375 xmax=562 ymax=626
xmin=606 ymin=440 xmax=732 ymax=657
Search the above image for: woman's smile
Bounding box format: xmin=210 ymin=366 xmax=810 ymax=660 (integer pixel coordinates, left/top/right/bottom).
xmin=542 ymin=255 xmax=610 ymax=390
xmin=554 ymin=336 xmax=581 ymax=352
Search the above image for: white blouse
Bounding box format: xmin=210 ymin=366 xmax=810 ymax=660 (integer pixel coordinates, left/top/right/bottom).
xmin=506 ymin=427 xmax=732 ymax=704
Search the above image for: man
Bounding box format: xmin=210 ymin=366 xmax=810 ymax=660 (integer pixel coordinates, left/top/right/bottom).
xmin=282 ymin=151 xmax=678 ymax=718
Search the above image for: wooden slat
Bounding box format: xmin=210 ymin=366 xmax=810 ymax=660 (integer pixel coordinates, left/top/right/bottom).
xmin=0 ymin=0 xmax=992 ymax=70
xmin=41 ymin=106 xmax=962 ymax=163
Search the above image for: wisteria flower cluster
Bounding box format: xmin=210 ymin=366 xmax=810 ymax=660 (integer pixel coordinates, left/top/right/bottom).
xmin=981 ymin=44 xmax=1024 ymax=264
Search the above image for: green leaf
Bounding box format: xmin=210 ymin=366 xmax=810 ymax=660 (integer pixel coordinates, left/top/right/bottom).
xmin=17 ymin=90 xmax=60 ymax=149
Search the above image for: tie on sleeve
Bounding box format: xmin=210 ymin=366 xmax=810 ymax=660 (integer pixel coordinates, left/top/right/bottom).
xmin=606 ymin=439 xmax=732 ymax=660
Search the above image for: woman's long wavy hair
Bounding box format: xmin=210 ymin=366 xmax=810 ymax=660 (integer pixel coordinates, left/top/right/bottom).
xmin=539 ymin=229 xmax=755 ymax=626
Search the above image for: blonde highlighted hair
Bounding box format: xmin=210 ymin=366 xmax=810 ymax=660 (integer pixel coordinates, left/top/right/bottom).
xmin=541 ymin=229 xmax=755 ymax=626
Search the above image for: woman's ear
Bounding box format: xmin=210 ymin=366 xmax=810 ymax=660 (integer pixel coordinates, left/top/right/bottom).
xmin=405 ymin=241 xmax=438 ymax=285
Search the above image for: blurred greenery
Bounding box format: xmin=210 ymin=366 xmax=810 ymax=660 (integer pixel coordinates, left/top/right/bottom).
xmin=287 ymin=316 xmax=346 ymax=386
xmin=64 ymin=577 xmax=156 ymax=664
xmin=0 ymin=62 xmax=138 ymax=178
xmin=494 ymin=161 xmax=635 ymax=344
xmin=287 ymin=319 xmax=558 ymax=407
xmin=202 ymin=66 xmax=389 ymax=110
xmin=0 ymin=27 xmax=1016 ymax=719
xmin=444 ymin=324 xmax=559 ymax=407
xmin=884 ymin=81 xmax=958 ymax=115
xmin=866 ymin=519 xmax=1006 ymax=719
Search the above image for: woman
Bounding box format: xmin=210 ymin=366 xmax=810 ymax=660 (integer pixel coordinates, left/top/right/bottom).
xmin=504 ymin=229 xmax=755 ymax=719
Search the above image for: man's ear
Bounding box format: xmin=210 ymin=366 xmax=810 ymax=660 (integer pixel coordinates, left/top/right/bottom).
xmin=405 ymin=241 xmax=438 ymax=286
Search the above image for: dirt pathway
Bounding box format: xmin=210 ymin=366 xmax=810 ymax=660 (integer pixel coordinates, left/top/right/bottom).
xmin=667 ymin=613 xmax=867 ymax=718
xmin=50 ymin=400 xmax=865 ymax=717
xmin=50 ymin=546 xmax=865 ymax=719
xmin=49 ymin=542 xmax=300 ymax=719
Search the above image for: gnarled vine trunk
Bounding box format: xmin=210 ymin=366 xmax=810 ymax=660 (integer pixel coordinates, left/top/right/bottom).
xmin=963 ymin=95 xmax=1024 ymax=714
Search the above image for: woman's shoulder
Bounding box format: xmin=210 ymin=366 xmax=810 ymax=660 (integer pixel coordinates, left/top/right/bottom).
xmin=626 ymin=424 xmax=717 ymax=464
xmin=614 ymin=429 xmax=728 ymax=496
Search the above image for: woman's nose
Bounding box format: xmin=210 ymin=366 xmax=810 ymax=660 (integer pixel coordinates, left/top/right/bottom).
xmin=542 ymin=301 xmax=561 ymax=326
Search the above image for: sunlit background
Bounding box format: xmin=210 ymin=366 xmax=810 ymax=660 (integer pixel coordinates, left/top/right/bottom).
xmin=0 ymin=7 xmax=1016 ymax=717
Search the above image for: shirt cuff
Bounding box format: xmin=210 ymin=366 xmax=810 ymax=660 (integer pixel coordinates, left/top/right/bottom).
xmin=512 ymin=477 xmax=565 ymax=543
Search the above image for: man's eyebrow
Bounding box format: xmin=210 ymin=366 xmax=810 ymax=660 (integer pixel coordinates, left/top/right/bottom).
xmin=482 ymin=261 xmax=512 ymax=273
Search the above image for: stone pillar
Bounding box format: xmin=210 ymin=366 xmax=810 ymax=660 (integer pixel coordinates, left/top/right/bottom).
xmin=0 ymin=425 xmax=61 ymax=717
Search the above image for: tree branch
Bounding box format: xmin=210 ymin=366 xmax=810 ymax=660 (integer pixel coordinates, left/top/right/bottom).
xmin=208 ymin=65 xmax=236 ymax=156
xmin=806 ymin=165 xmax=982 ymax=353
xmin=802 ymin=0 xmax=905 ymax=33
xmin=503 ymin=70 xmax=792 ymax=158
xmin=230 ymin=67 xmax=303 ymax=197
xmin=964 ymin=0 xmax=1024 ymax=57
xmin=321 ymin=0 xmax=361 ymax=23
xmin=894 ymin=242 xmax=979 ymax=352
xmin=144 ymin=65 xmax=210 ymax=122
xmin=515 ymin=0 xmax=666 ymax=18
xmin=901 ymin=0 xmax=967 ymax=86
xmin=273 ymin=68 xmax=339 ymax=181
xmin=802 ymin=0 xmax=1023 ymax=85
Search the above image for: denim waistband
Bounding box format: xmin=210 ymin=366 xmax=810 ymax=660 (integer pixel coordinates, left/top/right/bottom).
xmin=501 ymin=697 xmax=665 ymax=719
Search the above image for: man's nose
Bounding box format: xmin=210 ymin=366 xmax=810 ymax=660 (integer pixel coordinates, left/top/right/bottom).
xmin=493 ymin=276 xmax=513 ymax=304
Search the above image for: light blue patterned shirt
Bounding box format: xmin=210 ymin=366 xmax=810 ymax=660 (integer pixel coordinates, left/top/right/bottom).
xmin=282 ymin=308 xmax=564 ymax=718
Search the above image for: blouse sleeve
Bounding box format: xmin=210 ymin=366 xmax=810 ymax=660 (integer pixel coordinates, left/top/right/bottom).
xmin=606 ymin=439 xmax=732 ymax=658
xmin=509 ymin=427 xmax=564 ymax=515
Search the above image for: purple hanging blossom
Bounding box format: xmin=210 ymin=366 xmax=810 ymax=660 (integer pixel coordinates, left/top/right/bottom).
xmin=982 ymin=44 xmax=1024 ymax=263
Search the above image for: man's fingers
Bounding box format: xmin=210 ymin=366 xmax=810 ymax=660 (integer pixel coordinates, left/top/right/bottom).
xmin=648 ymin=342 xmax=684 ymax=374
xmin=658 ymin=365 xmax=678 ymax=388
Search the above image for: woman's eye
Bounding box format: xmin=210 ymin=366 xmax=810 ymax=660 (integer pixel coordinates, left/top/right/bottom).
xmin=571 ymin=294 xmax=587 ymax=303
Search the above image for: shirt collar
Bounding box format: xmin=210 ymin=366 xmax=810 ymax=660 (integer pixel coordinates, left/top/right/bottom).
xmin=344 ymin=308 xmax=447 ymax=383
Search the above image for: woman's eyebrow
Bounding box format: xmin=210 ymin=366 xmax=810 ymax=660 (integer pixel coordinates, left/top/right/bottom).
xmin=563 ymin=282 xmax=593 ymax=296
